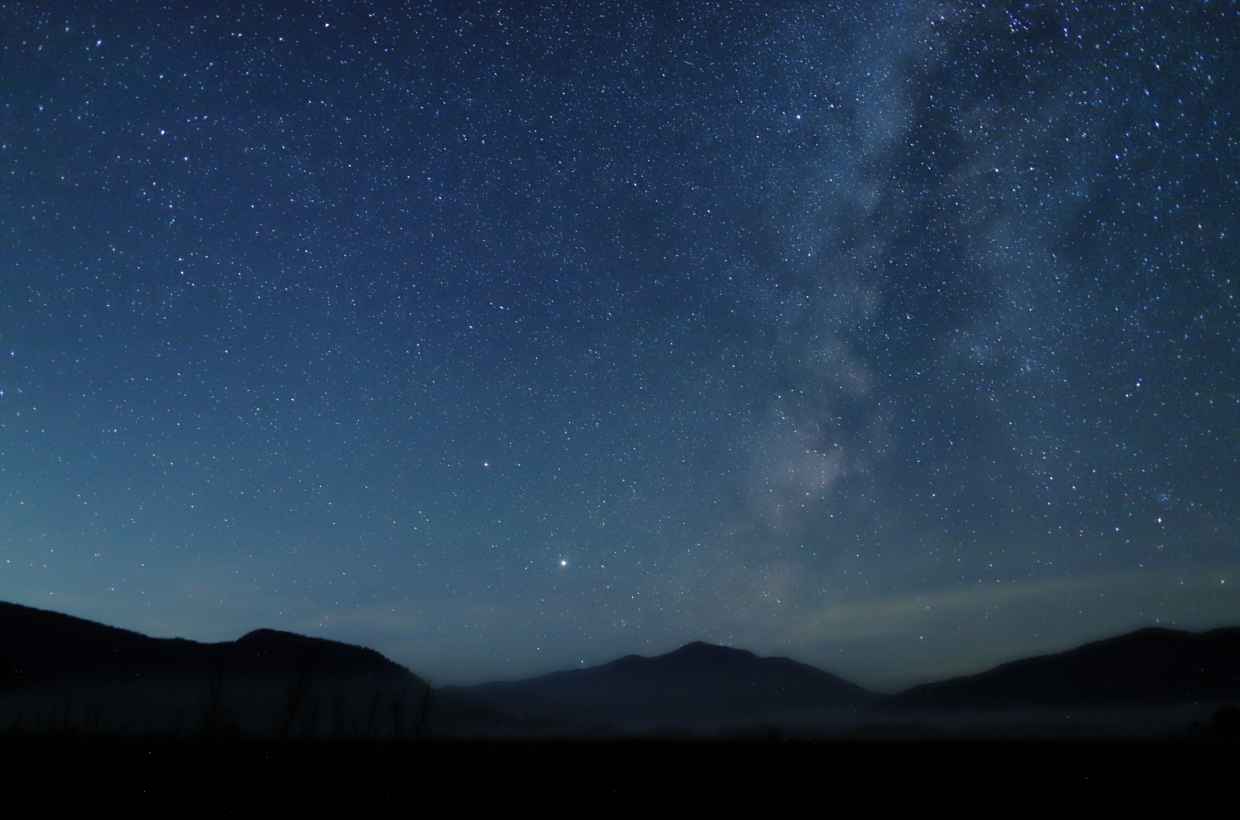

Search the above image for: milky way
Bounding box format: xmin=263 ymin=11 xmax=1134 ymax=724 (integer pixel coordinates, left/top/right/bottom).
xmin=2 ymin=1 xmax=1238 ymax=687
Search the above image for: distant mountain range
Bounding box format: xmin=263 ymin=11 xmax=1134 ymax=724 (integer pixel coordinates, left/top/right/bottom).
xmin=0 ymin=601 xmax=422 ymax=689
xmin=0 ymin=601 xmax=431 ymax=738
xmin=3 ymin=600 xmax=1238 ymax=738
xmin=447 ymin=641 xmax=873 ymax=730
xmin=887 ymin=626 xmax=1240 ymax=711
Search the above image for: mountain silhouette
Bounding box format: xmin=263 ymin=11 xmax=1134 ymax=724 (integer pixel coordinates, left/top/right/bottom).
xmin=0 ymin=601 xmax=421 ymax=688
xmin=450 ymin=640 xmax=873 ymax=729
xmin=888 ymin=626 xmax=1240 ymax=711
xmin=5 ymin=600 xmax=1239 ymax=739
xmin=0 ymin=601 xmax=430 ymax=738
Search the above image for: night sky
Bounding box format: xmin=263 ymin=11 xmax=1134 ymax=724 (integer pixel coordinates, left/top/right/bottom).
xmin=2 ymin=1 xmax=1238 ymax=690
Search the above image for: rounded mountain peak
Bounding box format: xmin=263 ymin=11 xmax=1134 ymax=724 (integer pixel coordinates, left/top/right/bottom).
xmin=667 ymin=641 xmax=754 ymax=660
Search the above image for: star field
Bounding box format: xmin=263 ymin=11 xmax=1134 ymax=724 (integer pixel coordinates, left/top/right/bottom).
xmin=2 ymin=1 xmax=1238 ymax=688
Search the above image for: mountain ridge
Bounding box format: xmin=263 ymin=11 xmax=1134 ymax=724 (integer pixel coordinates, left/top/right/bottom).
xmin=888 ymin=624 xmax=1240 ymax=710
xmin=0 ymin=600 xmax=424 ymax=687
xmin=4 ymin=600 xmax=1238 ymax=738
xmin=0 ymin=600 xmax=431 ymax=738
xmin=450 ymin=639 xmax=874 ymax=727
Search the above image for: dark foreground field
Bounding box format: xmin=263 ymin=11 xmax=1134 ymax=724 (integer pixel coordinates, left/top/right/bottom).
xmin=4 ymin=731 xmax=1235 ymax=797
